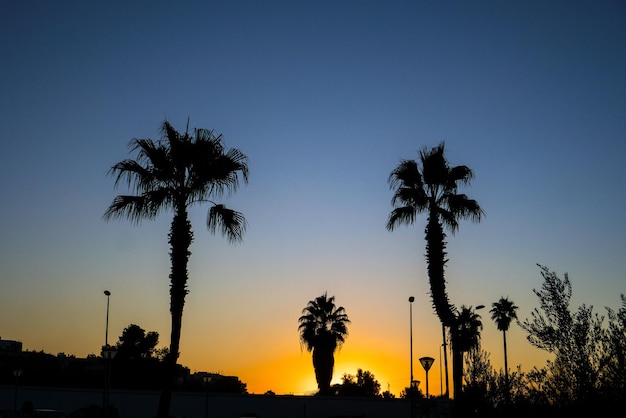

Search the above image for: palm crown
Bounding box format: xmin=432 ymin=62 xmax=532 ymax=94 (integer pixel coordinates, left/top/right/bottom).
xmin=454 ymin=305 xmax=484 ymax=353
xmin=298 ymin=292 xmax=350 ymax=352
xmin=387 ymin=142 xmax=483 ymax=326
xmin=490 ymin=296 xmax=519 ymax=395
xmin=104 ymin=121 xmax=248 ymax=241
xmin=490 ymin=297 xmax=519 ymax=332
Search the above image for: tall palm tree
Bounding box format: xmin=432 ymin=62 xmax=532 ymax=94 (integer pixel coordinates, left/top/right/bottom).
xmin=386 ymin=142 xmax=484 ymax=397
xmin=490 ymin=296 xmax=518 ymax=401
xmin=451 ymin=305 xmax=483 ymax=400
xmin=298 ymin=292 xmax=350 ymax=395
xmin=104 ymin=120 xmax=248 ymax=418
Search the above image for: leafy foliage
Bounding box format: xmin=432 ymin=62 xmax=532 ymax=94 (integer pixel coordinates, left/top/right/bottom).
xmin=115 ymin=324 xmax=159 ymax=360
xmin=333 ymin=369 xmax=381 ymax=397
xmin=399 ymin=384 xmax=423 ymax=399
xmin=519 ymin=265 xmax=606 ymax=407
xmin=602 ymin=294 xmax=626 ymax=402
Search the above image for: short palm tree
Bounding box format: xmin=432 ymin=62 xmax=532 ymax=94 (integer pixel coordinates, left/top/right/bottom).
xmin=451 ymin=305 xmax=483 ymax=399
xmin=386 ymin=142 xmax=484 ymax=398
xmin=490 ymin=296 xmax=518 ymax=400
xmin=298 ymin=292 xmax=350 ymax=395
xmin=104 ymin=120 xmax=248 ymax=418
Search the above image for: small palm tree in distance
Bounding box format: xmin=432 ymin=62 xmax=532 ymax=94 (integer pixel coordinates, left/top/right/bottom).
xmin=451 ymin=305 xmax=483 ymax=398
xmin=298 ymin=292 xmax=350 ymax=395
xmin=490 ymin=296 xmax=519 ymax=401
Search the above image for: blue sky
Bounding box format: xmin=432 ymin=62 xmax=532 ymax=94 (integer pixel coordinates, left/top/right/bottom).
xmin=1 ymin=1 xmax=624 ymax=395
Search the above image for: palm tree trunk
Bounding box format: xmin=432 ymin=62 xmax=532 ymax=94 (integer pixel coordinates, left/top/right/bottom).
xmin=503 ymin=330 xmax=510 ymax=404
xmin=451 ymin=331 xmax=464 ymax=401
xmin=425 ymin=214 xmax=455 ymax=327
xmin=426 ymin=212 xmax=460 ymax=401
xmin=313 ymin=346 xmax=334 ymax=395
xmin=157 ymin=206 xmax=193 ymax=418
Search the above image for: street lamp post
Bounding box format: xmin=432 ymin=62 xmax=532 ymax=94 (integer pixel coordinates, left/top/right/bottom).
xmin=104 ymin=290 xmax=111 ymax=346
xmin=419 ymin=357 xmax=435 ymax=399
xmin=442 ymin=324 xmax=449 ymax=398
xmin=203 ymin=375 xmax=212 ymax=418
xmin=408 ymin=296 xmax=415 ymax=418
xmin=13 ymin=369 xmax=22 ymax=411
xmin=101 ymin=345 xmax=117 ymax=416
xmin=439 ymin=345 xmax=443 ymax=396
xmin=408 ymin=296 xmax=415 ymax=387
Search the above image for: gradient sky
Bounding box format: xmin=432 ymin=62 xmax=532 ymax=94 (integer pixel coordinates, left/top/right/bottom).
xmin=1 ymin=1 xmax=625 ymax=397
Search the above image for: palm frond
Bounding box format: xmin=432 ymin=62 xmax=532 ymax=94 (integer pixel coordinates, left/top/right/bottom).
xmin=103 ymin=192 xmax=169 ymax=224
xmin=108 ymin=159 xmax=151 ymax=190
xmin=207 ymin=204 xmax=247 ymax=243
xmin=388 ymin=159 xmax=422 ymax=190
xmin=421 ymin=143 xmax=449 ymax=186
xmin=194 ymin=128 xmax=224 ymax=153
xmin=386 ymin=206 xmax=417 ymax=231
xmin=391 ymin=186 xmax=428 ymax=209
xmin=448 ymin=165 xmax=474 ymax=184
xmin=447 ymin=194 xmax=484 ymax=222
xmin=161 ymin=120 xmax=181 ymax=144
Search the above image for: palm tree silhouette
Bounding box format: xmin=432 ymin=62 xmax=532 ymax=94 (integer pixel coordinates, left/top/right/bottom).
xmin=298 ymin=292 xmax=350 ymax=395
xmin=451 ymin=305 xmax=483 ymax=399
xmin=386 ymin=142 xmax=484 ymax=398
xmin=490 ymin=296 xmax=518 ymax=401
xmin=104 ymin=120 xmax=248 ymax=418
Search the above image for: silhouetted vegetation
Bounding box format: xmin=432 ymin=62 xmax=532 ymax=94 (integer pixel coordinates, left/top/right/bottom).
xmin=333 ymin=369 xmax=381 ymax=397
xmin=104 ymin=120 xmax=249 ymax=418
xmin=114 ymin=324 xmax=159 ymax=360
xmin=451 ymin=305 xmax=483 ymax=403
xmin=387 ymin=142 xmax=484 ymax=400
xmin=0 ymin=324 xmax=246 ymax=395
xmin=2 ymin=263 xmax=624 ymax=417
xmin=399 ymin=383 xmax=423 ymax=399
xmin=489 ymin=296 xmax=519 ymax=404
xmin=298 ymin=292 xmax=350 ymax=396
xmin=517 ymin=265 xmax=624 ymax=412
xmin=454 ymin=265 xmax=626 ymax=417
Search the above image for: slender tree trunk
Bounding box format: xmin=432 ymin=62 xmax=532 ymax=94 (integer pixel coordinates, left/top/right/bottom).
xmin=442 ymin=324 xmax=450 ymax=398
xmin=157 ymin=206 xmax=193 ymax=418
xmin=503 ymin=330 xmax=510 ymax=404
xmin=451 ymin=331 xmax=464 ymax=401
xmin=503 ymin=330 xmax=509 ymax=381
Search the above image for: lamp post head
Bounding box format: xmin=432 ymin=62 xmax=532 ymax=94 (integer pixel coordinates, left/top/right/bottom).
xmin=104 ymin=290 xmax=111 ymax=296
xmin=419 ymin=356 xmax=435 ymax=371
xmin=476 ymin=304 xmax=485 ymax=310
xmin=409 ymin=296 xmax=415 ymax=303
